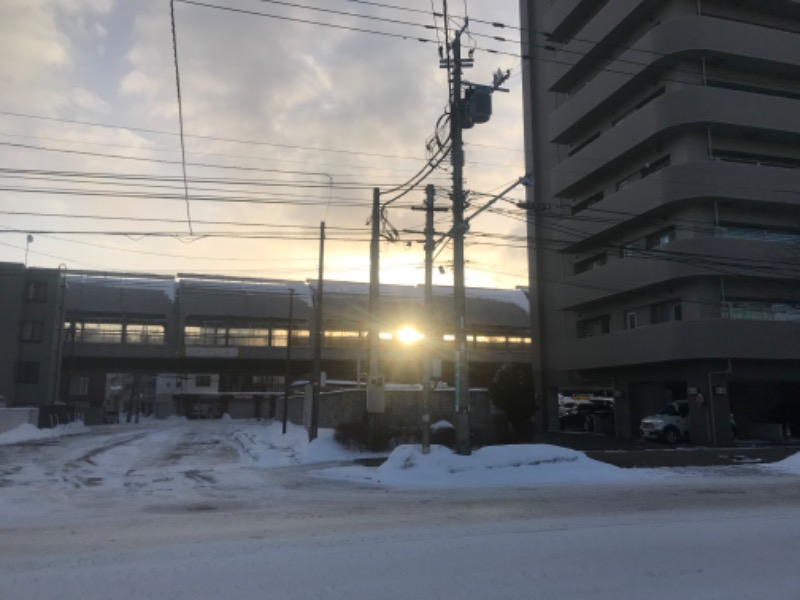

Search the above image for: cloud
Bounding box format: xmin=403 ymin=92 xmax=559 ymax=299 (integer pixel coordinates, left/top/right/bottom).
xmin=71 ymin=87 xmax=110 ymax=113
xmin=0 ymin=0 xmax=527 ymax=289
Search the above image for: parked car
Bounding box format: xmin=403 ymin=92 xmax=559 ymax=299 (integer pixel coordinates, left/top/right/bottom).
xmin=640 ymin=400 xmax=690 ymax=444
xmin=559 ymin=399 xmax=614 ymax=432
xmin=641 ymin=400 xmax=739 ymax=444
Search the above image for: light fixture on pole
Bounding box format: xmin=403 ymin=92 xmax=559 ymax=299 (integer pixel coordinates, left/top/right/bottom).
xmin=24 ymin=234 xmax=33 ymax=267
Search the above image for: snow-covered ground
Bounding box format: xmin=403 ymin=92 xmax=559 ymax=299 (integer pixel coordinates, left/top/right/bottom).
xmin=1 ymin=418 xmax=800 ymax=599
xmin=2 ymin=416 xmax=800 ymax=521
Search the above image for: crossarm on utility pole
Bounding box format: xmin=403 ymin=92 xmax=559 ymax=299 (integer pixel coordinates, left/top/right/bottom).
xmin=464 ymin=175 xmax=533 ymax=228
xmin=433 ymin=175 xmax=533 ymax=248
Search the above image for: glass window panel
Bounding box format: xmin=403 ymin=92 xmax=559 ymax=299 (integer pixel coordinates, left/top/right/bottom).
xmin=81 ymin=322 xmax=123 ymax=344
xmin=126 ymin=323 xmax=165 ymax=345
xmin=324 ymin=331 xmax=361 ymax=348
xmin=228 ymin=327 xmax=269 ymax=347
xmin=291 ymin=329 xmax=310 ymax=348
xmin=184 ymin=325 xmax=226 ymax=346
xmin=272 ymin=328 xmax=288 ymax=347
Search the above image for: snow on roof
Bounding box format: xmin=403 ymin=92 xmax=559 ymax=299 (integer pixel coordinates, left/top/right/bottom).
xmin=465 ymin=287 xmax=530 ymax=314
xmin=180 ymin=278 xmax=313 ymax=306
xmin=66 ymin=274 xmax=178 ymax=301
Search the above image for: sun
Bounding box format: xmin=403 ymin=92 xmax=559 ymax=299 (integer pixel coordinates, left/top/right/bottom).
xmin=395 ymin=326 xmax=424 ymax=345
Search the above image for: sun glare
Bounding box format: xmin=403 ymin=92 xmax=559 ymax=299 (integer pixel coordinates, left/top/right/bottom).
xmin=396 ymin=326 xmax=424 ymax=345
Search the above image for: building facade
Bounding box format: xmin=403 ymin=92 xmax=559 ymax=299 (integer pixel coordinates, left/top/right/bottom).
xmin=0 ymin=263 xmax=65 ymax=410
xmin=520 ymin=0 xmax=800 ymax=443
xmin=0 ymin=264 xmax=532 ymax=422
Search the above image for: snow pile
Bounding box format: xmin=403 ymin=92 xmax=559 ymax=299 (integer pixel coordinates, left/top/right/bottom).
xmin=762 ymin=451 xmax=800 ymax=475
xmin=0 ymin=420 xmax=88 ymax=446
xmin=231 ymin=421 xmax=371 ymax=467
xmin=317 ymin=443 xmax=666 ymax=489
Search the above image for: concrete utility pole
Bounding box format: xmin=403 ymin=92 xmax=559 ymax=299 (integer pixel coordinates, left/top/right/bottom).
xmin=449 ymin=25 xmax=472 ymax=456
xmin=309 ymin=221 xmax=325 ymax=442
xmin=367 ymin=188 xmax=385 ymax=416
xmin=412 ymin=184 xmax=447 ymax=454
xmin=439 ymin=11 xmax=510 ymax=454
xmin=282 ymin=287 xmax=294 ymax=435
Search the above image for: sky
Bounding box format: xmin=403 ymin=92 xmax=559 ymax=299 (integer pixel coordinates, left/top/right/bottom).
xmin=0 ymin=0 xmax=528 ymax=289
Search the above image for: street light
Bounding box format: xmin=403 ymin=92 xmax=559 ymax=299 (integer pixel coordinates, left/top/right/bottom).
xmin=24 ymin=234 xmax=33 ymax=267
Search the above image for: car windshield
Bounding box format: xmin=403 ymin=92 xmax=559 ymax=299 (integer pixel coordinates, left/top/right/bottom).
xmin=657 ymin=404 xmax=679 ymax=416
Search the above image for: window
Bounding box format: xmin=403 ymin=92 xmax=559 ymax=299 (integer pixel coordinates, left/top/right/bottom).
xmin=616 ymin=155 xmax=671 ymax=191
xmin=567 ymin=131 xmax=600 ymax=157
xmin=290 ymin=329 xmax=311 ymax=348
xmin=475 ymin=335 xmax=508 ymax=350
xmin=646 ymin=227 xmax=676 ymax=249
xmin=577 ymin=316 xmax=610 ymax=338
xmin=80 ymin=322 xmax=123 ymax=344
xmin=572 ymin=191 xmax=604 ymax=215
xmin=125 ymin=323 xmax=166 ymax=345
xmin=16 ymin=361 xmax=39 ymax=384
xmin=715 ymin=225 xmax=800 ymax=244
xmin=195 ymin=375 xmax=212 ymax=387
xmin=69 ymin=376 xmax=89 ymax=396
xmin=612 ymin=87 xmax=665 ymax=126
xmin=713 ymin=150 xmax=800 ymax=169
xmin=24 ymin=281 xmax=47 ymax=303
xmin=707 ymin=79 xmax=800 ymax=102
xmin=622 ymin=238 xmax=646 ymax=257
xmin=626 ymin=312 xmax=638 ymax=330
xmin=323 ymin=330 xmax=361 ymax=348
xmin=722 ymin=300 xmax=800 ymax=322
xmin=184 ymin=325 xmax=226 ymax=346
xmin=641 ymin=155 xmax=671 ymax=177
xmin=574 ymin=253 xmax=607 ymax=275
xmin=19 ymin=321 xmax=44 ymax=342
xmin=652 ymin=300 xmax=682 ymax=324
xmin=228 ymin=327 xmax=269 ymax=347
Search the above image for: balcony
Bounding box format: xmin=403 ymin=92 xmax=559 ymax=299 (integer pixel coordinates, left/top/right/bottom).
xmin=552 ymin=86 xmax=800 ymax=197
xmin=558 ymin=318 xmax=800 ymax=371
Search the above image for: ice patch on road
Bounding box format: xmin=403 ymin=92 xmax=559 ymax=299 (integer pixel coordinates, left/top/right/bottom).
xmin=316 ymin=444 xmax=669 ymax=489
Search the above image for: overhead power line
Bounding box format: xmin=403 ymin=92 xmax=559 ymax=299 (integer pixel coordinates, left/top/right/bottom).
xmin=170 ymin=0 xmax=194 ymax=235
xmin=175 ymin=0 xmax=523 ymax=58
xmin=0 ymin=110 xmax=429 ymax=161
xmin=0 ymin=141 xmax=431 ymax=189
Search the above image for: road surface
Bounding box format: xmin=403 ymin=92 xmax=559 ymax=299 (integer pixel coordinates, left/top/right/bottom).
xmin=1 ymin=419 xmax=798 ymax=599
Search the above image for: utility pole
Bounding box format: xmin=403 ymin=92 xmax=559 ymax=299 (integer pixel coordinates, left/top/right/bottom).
xmin=282 ymin=287 xmax=294 ymax=434
xmin=367 ymin=188 xmax=385 ymax=448
xmin=309 ymin=221 xmax=324 ymax=442
xmin=412 ymin=184 xmax=447 ymax=454
xmin=448 ymin=25 xmax=472 ymax=456
xmin=438 ymin=7 xmax=510 ymax=454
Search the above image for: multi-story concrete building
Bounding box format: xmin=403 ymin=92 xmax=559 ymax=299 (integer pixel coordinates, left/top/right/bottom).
xmin=0 ymin=263 xmax=65 ymax=411
xmin=520 ymin=1 xmax=800 ymax=443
